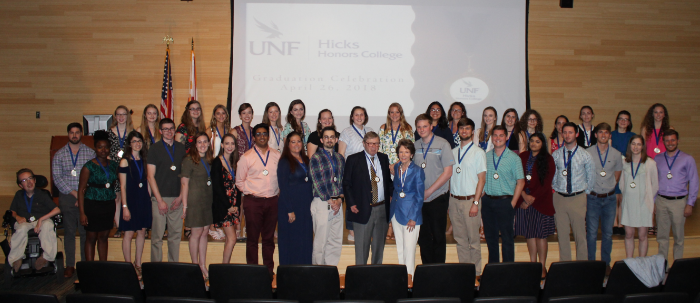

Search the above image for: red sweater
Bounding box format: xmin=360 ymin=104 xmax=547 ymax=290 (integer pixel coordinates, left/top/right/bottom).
xmin=517 ymin=151 xmax=556 ymax=216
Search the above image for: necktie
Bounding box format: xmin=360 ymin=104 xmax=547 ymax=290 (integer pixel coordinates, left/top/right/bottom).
xmin=567 ymin=151 xmax=572 ymax=194
xmin=370 ymin=156 xmax=378 ymax=204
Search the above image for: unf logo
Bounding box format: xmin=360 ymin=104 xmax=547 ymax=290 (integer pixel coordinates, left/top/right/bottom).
xmin=449 ymin=77 xmax=489 ymax=104
xmin=249 ymin=18 xmax=300 ymax=56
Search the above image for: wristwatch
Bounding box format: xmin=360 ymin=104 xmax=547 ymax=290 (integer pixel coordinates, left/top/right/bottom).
xmin=473 ymin=200 xmax=479 ymax=206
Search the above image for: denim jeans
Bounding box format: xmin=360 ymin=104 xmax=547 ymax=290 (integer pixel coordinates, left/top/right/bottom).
xmin=586 ymin=194 xmax=616 ymax=265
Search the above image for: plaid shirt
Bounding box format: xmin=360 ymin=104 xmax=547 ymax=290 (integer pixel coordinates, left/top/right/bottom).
xmin=52 ymin=143 xmax=95 ymax=194
xmin=310 ymin=149 xmax=345 ymax=201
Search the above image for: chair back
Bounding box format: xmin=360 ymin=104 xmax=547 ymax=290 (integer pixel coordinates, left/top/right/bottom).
xmin=540 ymin=261 xmax=606 ymax=302
xmin=147 ymin=298 xmax=215 ymax=303
xmin=397 ymin=298 xmax=461 ymax=303
xmin=547 ymin=294 xmax=617 ymax=303
xmin=66 ymin=294 xmax=136 ymax=303
xmin=76 ymin=261 xmax=144 ymax=303
xmin=344 ymin=265 xmax=408 ymax=303
xmin=229 ymin=300 xmax=298 ymax=303
xmin=209 ymin=264 xmax=272 ymax=303
xmin=623 ymin=292 xmax=689 ymax=303
xmin=664 ymin=258 xmax=700 ymax=302
xmin=604 ymin=261 xmax=660 ymax=297
xmin=141 ymin=262 xmax=207 ymax=298
xmin=478 ymin=262 xmax=541 ymax=298
xmin=276 ymin=265 xmax=340 ymax=303
xmin=0 ymin=292 xmax=59 ymax=303
xmin=317 ymin=301 xmax=383 ymax=303
xmin=412 ymin=264 xmax=475 ymax=303
xmin=472 ymin=297 xmax=537 ymax=303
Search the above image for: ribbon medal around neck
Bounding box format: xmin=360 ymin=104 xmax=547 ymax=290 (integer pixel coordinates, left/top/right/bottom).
xmin=241 ymin=125 xmax=253 ymax=149
xmin=95 ymin=158 xmax=111 ymax=188
xmin=456 ymin=142 xmax=474 ymax=174
xmin=24 ymin=191 xmax=35 ymax=222
xmin=630 ymin=161 xmax=642 ymax=188
xmin=223 ymin=156 xmax=236 ymax=180
xmin=597 ymin=145 xmax=609 ymax=177
xmin=201 ymin=159 xmax=212 ymax=186
xmin=254 ymin=146 xmax=270 ymax=176
xmin=562 ymin=145 xmax=579 ymax=176
xmin=525 ymin=152 xmax=535 ymax=181
xmin=366 ymin=154 xmax=380 ymax=183
xmin=399 ymin=164 xmax=409 ymax=198
xmin=583 ymin=124 xmax=593 ymax=146
xmin=117 ymin=125 xmax=126 ymax=158
xmin=148 ymin=127 xmax=155 ymax=144
xmin=665 ymin=150 xmax=680 ymax=179
xmin=271 ymin=126 xmax=281 ymax=152
xmin=390 ymin=125 xmax=400 ymax=153
xmin=163 ymin=141 xmax=177 ymax=171
xmin=492 ymin=150 xmax=506 ymax=180
xmin=653 ymin=128 xmax=662 ymax=154
xmin=421 ymin=134 xmax=435 ymax=169
xmin=323 ymin=149 xmax=339 ymax=182
xmin=298 ymin=159 xmax=309 ymax=182
xmin=69 ymin=144 xmax=80 ymax=177
xmin=352 ymin=124 xmax=366 ymax=140
xmin=133 ymin=158 xmax=144 ymax=188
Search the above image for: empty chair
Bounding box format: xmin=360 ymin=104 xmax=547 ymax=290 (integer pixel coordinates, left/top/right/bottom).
xmin=66 ymin=294 xmax=136 ymax=303
xmin=0 ymin=292 xmax=59 ymax=303
xmin=317 ymin=301 xmax=383 ymax=303
xmin=147 ymin=298 xmax=215 ymax=303
xmin=141 ymin=262 xmax=207 ymax=299
xmin=397 ymin=298 xmax=461 ymax=303
xmin=473 ymin=297 xmax=537 ymax=303
xmin=76 ymin=261 xmax=145 ymax=303
xmin=478 ymin=262 xmax=541 ymax=298
xmin=547 ymin=294 xmax=617 ymax=303
xmin=344 ymin=265 xmax=408 ymax=303
xmin=412 ymin=264 xmax=476 ymax=303
xmin=230 ymin=300 xmax=298 ymax=303
xmin=540 ymin=261 xmax=606 ymax=302
xmin=209 ymin=264 xmax=272 ymax=303
xmin=663 ymin=257 xmax=700 ymax=302
xmin=276 ymin=265 xmax=340 ymax=303
xmin=623 ymin=292 xmax=689 ymax=303
xmin=604 ymin=261 xmax=660 ymax=298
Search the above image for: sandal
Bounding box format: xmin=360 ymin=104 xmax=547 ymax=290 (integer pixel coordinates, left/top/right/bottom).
xmin=184 ymin=229 xmax=192 ymax=239
xmin=648 ymin=227 xmax=657 ymax=235
xmin=209 ymin=228 xmax=223 ymax=240
xmin=134 ymin=264 xmax=143 ymax=280
xmin=113 ymin=230 xmax=122 ymax=238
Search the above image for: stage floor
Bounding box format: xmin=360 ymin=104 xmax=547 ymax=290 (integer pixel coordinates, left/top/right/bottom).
xmin=2 ymin=196 xmax=699 ymax=273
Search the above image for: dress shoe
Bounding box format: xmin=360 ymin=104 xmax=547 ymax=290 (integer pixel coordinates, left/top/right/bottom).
xmin=64 ymin=266 xmax=75 ymax=278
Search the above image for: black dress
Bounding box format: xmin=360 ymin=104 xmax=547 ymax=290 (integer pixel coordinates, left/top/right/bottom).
xmin=307 ymin=130 xmax=339 ymax=152
xmin=277 ymin=158 xmax=313 ymax=265
xmin=118 ymin=159 xmax=152 ymax=231
xmin=211 ymin=157 xmax=241 ymax=227
xmin=507 ymin=131 xmax=521 ymax=152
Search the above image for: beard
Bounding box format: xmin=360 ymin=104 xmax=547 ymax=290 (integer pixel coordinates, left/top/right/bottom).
xmin=69 ymin=137 xmax=81 ymax=145
xmin=459 ymin=135 xmax=473 ymax=142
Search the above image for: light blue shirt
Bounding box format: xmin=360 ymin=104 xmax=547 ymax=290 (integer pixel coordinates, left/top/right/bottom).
xmin=365 ymin=151 xmax=384 ymax=202
xmin=552 ymin=145 xmax=596 ymax=194
xmin=451 ymin=141 xmax=487 ymax=196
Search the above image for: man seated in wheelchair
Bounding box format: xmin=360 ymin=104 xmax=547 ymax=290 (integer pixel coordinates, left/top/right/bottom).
xmin=8 ymin=168 xmax=61 ymax=272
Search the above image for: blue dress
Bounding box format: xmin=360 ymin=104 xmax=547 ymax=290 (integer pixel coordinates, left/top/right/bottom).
xmin=611 ymin=130 xmax=636 ymax=194
xmin=118 ymin=159 xmax=152 ymax=231
xmin=277 ymin=158 xmax=313 ymax=265
xmin=390 ymin=162 xmax=425 ymax=226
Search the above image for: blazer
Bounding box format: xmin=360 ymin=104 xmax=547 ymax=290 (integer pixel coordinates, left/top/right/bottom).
xmin=516 ymin=151 xmax=556 ymax=216
xmin=343 ymin=151 xmax=394 ymax=224
xmin=390 ymin=162 xmax=425 ymax=225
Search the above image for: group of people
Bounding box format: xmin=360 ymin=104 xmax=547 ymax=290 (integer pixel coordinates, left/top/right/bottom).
xmin=6 ymin=100 xmax=697 ymax=281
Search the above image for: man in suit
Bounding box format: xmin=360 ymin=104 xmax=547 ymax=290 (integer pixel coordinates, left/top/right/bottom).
xmin=343 ymin=131 xmax=394 ymax=265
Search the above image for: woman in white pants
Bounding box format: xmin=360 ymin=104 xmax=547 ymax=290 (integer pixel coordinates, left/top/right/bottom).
xmin=390 ymin=139 xmax=425 ymax=276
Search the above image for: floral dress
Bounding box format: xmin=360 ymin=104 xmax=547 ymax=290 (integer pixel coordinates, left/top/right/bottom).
xmin=281 ymin=122 xmax=312 ymax=152
xmin=176 ymin=123 xmax=197 ymax=153
xmin=378 ymin=125 xmax=414 ymax=164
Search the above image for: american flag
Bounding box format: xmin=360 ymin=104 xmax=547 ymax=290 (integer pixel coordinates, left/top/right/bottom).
xmin=160 ymin=48 xmax=174 ymax=119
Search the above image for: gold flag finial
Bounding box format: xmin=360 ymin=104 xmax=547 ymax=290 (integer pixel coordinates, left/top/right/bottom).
xmin=163 ymin=35 xmax=174 ymax=48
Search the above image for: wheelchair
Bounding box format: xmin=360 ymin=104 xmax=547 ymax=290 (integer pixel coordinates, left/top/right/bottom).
xmin=1 ymin=174 xmax=64 ymax=284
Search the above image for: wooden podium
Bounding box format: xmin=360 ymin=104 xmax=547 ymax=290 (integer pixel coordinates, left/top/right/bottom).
xmin=49 ymin=136 xmax=94 ymax=198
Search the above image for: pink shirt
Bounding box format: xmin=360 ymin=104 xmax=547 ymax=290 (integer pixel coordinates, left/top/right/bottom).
xmin=646 ymin=129 xmax=666 ymax=158
xmin=235 ymin=146 xmax=281 ymax=198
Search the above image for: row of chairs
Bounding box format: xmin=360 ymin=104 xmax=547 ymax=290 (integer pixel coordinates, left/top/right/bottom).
xmin=0 ymin=293 xmax=694 ymax=303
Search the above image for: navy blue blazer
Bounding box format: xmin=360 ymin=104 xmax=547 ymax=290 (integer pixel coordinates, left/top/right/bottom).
xmin=390 ymin=162 xmax=425 ymax=226
xmin=343 ymin=151 xmax=393 ymax=224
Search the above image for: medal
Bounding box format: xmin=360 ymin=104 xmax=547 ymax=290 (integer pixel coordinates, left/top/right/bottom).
xmin=29 ymin=216 xmax=35 ymax=222
xmin=207 ymin=179 xmax=212 ymax=186
xmin=562 ymin=170 xmax=568 ymax=176
xmin=163 ymin=141 xmax=178 ymax=171
xmin=297 ymin=159 xmax=309 ymax=183
xmin=653 ymin=128 xmax=662 ymax=154
xmin=262 ymin=169 xmax=269 ymax=176
xmin=139 ymin=183 xmax=143 ymax=188
xmin=95 ymin=158 xmax=112 ymax=189
xmin=493 ymin=173 xmax=500 ymax=180
xmin=333 ymin=177 xmax=338 ymax=182
xmin=654 ymin=147 xmax=661 ymax=154
xmin=562 ymin=146 xmax=578 ymax=178
xmin=526 ymin=174 xmax=531 ymax=181
xmin=116 ymin=125 xmax=126 ymax=156
xmin=399 ymin=164 xmax=409 ymax=198
xmin=201 ymin=159 xmax=212 ymax=186
xmin=322 ymin=149 xmax=339 ymax=183
xmin=399 ymin=191 xmax=406 ymax=198
xmin=105 ymin=183 xmax=111 ymax=188
xmin=525 ymin=152 xmax=535 ymax=183
xmin=68 ymin=144 xmax=81 ymax=177
xmin=421 ymin=162 xmax=426 ymax=169
xmin=630 ymin=182 xmax=636 ymax=188
xmin=23 ymin=193 xmax=35 ymax=223
xmin=456 ymin=142 xmax=473 ymax=176
xmin=667 ymin=172 xmax=673 ymax=179
xmin=456 ymin=167 xmax=462 ymax=174
xmin=170 ymin=165 xmax=176 ymax=171
xmin=492 ymin=148 xmax=505 ymax=181
xmin=305 ymin=177 xmax=308 ymax=182
xmin=374 ymin=176 xmax=380 ymax=182
xmin=366 ymin=154 xmax=381 ymax=183
xmin=600 ymin=171 xmax=607 ymax=177
xmin=664 ymin=151 xmax=680 ymax=182
xmin=117 ymin=149 xmax=124 ymax=158
xmin=596 ymin=145 xmax=609 ymax=178
xmin=71 ymin=169 xmax=77 ymax=177
xmin=390 ymin=124 xmax=400 ymax=149
xmin=391 ymin=147 xmax=396 ymax=153
xmin=420 ymin=134 xmax=435 ymax=170
xmin=629 ymin=160 xmax=641 ymax=190
xmin=133 ymin=158 xmax=145 ymax=189
xmin=253 ymin=146 xmax=271 ymax=177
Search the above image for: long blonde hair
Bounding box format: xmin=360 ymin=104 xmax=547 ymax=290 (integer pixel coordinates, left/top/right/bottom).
xmin=111 ymin=105 xmax=134 ymax=132
xmin=478 ymin=106 xmax=498 ymax=142
xmin=262 ymin=102 xmax=283 ymax=129
xmin=209 ymin=104 xmax=231 ymax=135
xmin=383 ymin=103 xmax=413 ymax=133
xmin=140 ymin=104 xmax=161 ymax=146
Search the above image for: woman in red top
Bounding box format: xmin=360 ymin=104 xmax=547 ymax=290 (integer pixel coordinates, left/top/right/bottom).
xmin=516 ymin=132 xmax=556 ymax=278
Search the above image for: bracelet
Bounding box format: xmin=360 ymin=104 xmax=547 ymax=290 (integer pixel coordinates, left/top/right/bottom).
xmin=122 ymin=205 xmax=127 ymax=208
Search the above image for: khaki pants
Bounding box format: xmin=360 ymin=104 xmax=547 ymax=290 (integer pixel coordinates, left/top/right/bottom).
xmin=9 ymin=220 xmax=57 ymax=264
xmin=150 ymin=196 xmax=183 ymax=262
xmin=656 ymin=196 xmax=687 ymax=261
xmin=310 ymin=197 xmax=343 ymax=266
xmin=448 ymin=196 xmax=482 ymax=275
xmin=553 ymin=193 xmax=588 ymax=261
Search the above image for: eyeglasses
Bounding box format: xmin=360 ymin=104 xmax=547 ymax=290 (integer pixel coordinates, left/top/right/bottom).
xmin=161 ymin=127 xmax=175 ymax=132
xmin=189 ymin=107 xmax=201 ymax=112
xmin=19 ymin=176 xmax=34 ymax=184
xmin=451 ymin=109 xmax=463 ymax=113
xmin=131 ymin=140 xmax=143 ymax=144
xmin=365 ymin=142 xmax=380 ymax=146
xmin=115 ymin=113 xmax=128 ymax=117
xmin=617 ymin=118 xmax=630 ymax=122
xmin=255 ymin=132 xmax=269 ymax=137
xmin=323 ymin=136 xmax=336 ymax=140
xmin=528 ymin=118 xmax=538 ymax=122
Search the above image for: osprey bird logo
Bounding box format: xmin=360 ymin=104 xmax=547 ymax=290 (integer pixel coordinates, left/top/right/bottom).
xmin=462 ymin=80 xmax=473 ymax=87
xmin=255 ymin=18 xmax=283 ymax=39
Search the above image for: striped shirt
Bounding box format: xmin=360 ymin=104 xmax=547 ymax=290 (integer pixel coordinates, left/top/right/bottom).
xmin=484 ymin=148 xmax=524 ymax=196
xmin=339 ymin=125 xmax=374 ymax=160
xmin=52 ymin=143 xmax=96 ymax=194
xmin=552 ymin=145 xmax=596 ymax=194
xmin=310 ymin=148 xmax=346 ymax=201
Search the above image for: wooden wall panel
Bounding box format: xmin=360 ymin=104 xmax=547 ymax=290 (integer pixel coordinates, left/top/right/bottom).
xmin=1 ymin=0 xmax=700 ymax=194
